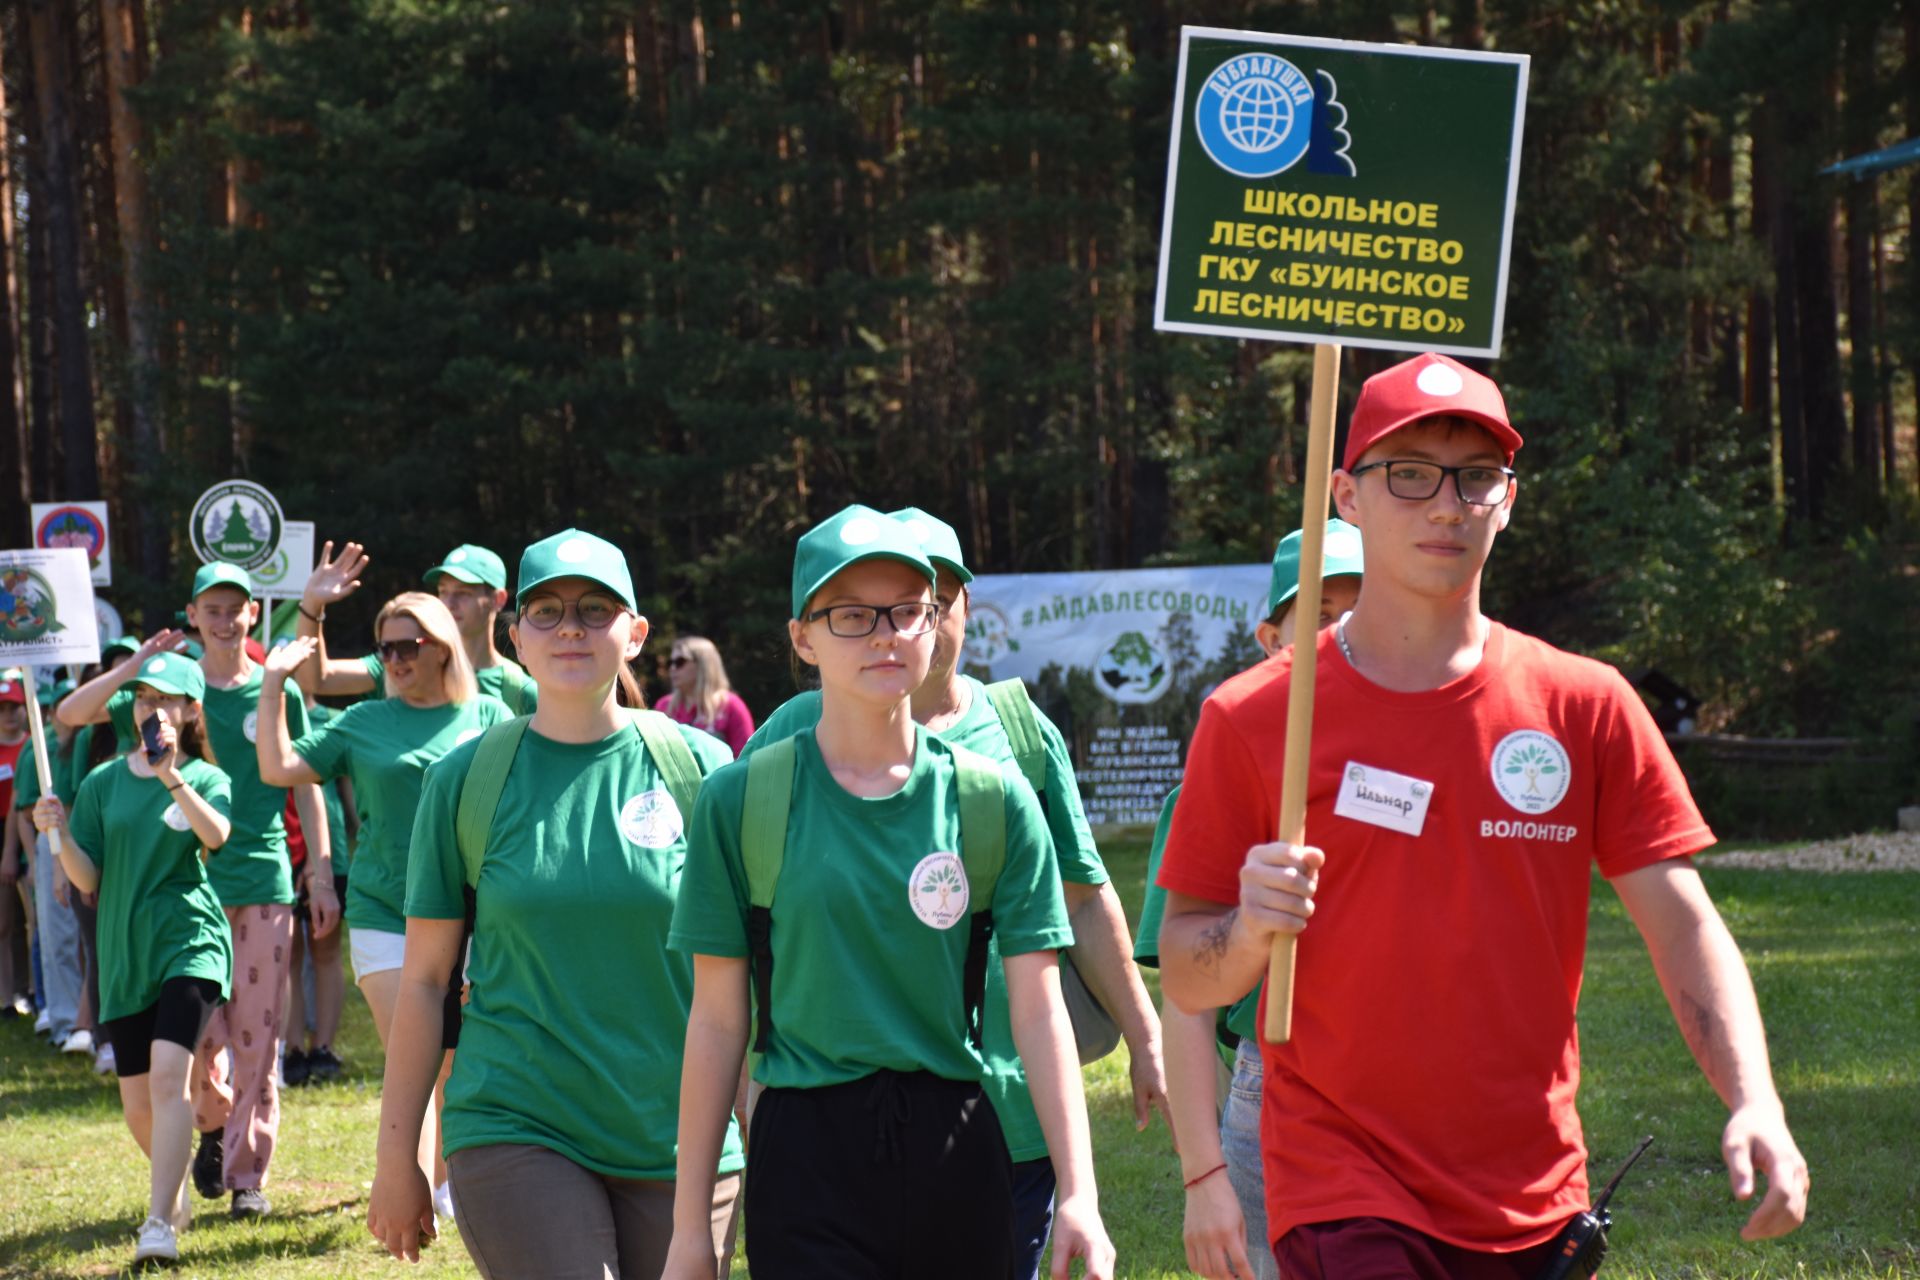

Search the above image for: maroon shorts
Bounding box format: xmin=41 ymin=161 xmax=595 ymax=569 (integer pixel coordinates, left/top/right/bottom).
xmin=1276 ymin=1217 xmax=1565 ymax=1280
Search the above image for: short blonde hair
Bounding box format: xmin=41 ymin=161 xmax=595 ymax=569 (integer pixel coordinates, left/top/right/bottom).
xmin=672 ymin=635 xmax=732 ymax=723
xmin=375 ymin=592 xmax=477 ymax=704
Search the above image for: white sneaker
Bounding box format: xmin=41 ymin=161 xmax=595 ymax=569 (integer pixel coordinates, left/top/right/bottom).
xmin=94 ymin=1044 xmax=117 ymax=1075
xmin=33 ymin=1008 xmax=51 ymax=1034
xmin=432 ymin=1180 xmax=455 ymax=1221
xmin=133 ymin=1215 xmax=178 ymax=1265
xmin=61 ymin=1028 xmax=95 ymax=1055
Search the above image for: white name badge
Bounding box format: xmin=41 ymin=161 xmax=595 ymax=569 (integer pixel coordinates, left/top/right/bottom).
xmin=1334 ymin=761 xmax=1435 ymax=837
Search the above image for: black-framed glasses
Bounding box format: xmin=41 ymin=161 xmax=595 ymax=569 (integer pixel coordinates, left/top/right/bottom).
xmin=518 ymin=592 xmax=624 ymax=631
xmin=804 ymin=602 xmax=940 ymax=638
xmin=377 ymin=638 xmax=435 ymax=662
xmin=1350 ymin=459 xmax=1515 ymax=506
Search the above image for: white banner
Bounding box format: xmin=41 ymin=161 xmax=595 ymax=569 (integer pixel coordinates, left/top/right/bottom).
xmin=0 ymin=547 xmax=103 ymax=667
xmin=964 ymin=564 xmax=1269 ymax=826
xmin=251 ymin=520 xmax=315 ymax=598
xmin=31 ymin=501 xmax=111 ymax=587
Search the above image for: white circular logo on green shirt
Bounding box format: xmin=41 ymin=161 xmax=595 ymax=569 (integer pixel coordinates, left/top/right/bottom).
xmin=908 ymin=852 xmax=969 ymax=930
xmin=243 ymin=710 xmax=259 ymax=744
xmin=1490 ymin=730 xmax=1571 ymax=814
xmin=161 ymin=802 xmax=190 ymax=832
xmin=619 ymin=790 xmax=683 ymax=849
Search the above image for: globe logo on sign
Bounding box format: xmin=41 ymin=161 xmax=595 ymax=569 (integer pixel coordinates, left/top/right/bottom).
xmin=1196 ymin=52 xmax=1316 ymax=179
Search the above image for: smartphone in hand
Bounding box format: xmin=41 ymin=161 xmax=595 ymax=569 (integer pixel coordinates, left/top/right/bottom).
xmin=140 ymin=715 xmax=166 ymax=764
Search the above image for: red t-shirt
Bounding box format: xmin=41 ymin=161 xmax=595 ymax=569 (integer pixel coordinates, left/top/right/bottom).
xmin=1157 ymin=622 xmax=1712 ymax=1252
xmin=0 ymin=736 xmax=24 ymax=816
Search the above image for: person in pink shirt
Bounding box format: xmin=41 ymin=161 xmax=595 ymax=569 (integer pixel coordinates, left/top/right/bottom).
xmin=656 ymin=636 xmax=754 ymax=757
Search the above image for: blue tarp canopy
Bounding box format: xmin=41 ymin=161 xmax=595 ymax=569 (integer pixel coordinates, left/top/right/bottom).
xmin=1823 ymin=137 xmax=1920 ymax=179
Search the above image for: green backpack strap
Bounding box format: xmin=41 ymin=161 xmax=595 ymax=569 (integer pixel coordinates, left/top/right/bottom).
xmin=740 ymin=736 xmax=797 ymax=1056
xmin=628 ymin=709 xmax=703 ymax=820
xmin=984 ymin=678 xmax=1046 ymax=801
xmin=454 ymin=717 xmax=532 ymax=889
xmin=496 ymin=661 xmax=534 ymax=716
xmin=949 ymin=742 xmax=1005 ymax=1050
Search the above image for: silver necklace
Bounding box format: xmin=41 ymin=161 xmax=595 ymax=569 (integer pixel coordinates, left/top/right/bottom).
xmin=1335 ymin=611 xmax=1357 ymax=665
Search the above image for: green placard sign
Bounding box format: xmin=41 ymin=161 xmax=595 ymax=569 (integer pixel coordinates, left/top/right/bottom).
xmin=1154 ymin=28 xmax=1528 ymax=357
xmin=190 ymin=479 xmax=285 ymax=572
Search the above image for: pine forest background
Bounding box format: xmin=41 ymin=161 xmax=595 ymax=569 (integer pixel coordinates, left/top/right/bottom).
xmin=1 ymin=0 xmax=1918 ymax=770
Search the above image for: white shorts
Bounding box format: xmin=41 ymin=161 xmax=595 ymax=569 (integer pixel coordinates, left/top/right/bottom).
xmin=349 ymin=927 xmax=406 ymax=981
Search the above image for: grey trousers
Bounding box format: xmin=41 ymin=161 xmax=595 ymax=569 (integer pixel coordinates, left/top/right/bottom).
xmin=31 ymin=834 xmax=83 ymax=1041
xmin=448 ymin=1142 xmax=740 ymax=1280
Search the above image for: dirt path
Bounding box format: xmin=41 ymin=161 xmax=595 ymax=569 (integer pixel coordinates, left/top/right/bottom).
xmin=1699 ymin=831 xmax=1920 ymax=872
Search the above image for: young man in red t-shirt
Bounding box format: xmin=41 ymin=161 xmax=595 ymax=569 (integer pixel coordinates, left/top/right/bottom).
xmin=1156 ymin=352 xmax=1809 ymax=1278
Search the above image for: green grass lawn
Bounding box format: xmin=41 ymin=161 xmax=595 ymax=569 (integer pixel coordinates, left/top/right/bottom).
xmin=3 ymin=839 xmax=1914 ymax=1278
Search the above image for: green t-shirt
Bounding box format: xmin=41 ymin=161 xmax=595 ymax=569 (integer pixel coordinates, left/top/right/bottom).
xmin=1135 ymin=785 xmax=1257 ymax=1046
xmin=67 ymin=756 xmax=234 ymax=1022
xmin=671 ymin=727 xmax=1074 ymax=1095
xmin=294 ymin=694 xmax=512 ymax=933
xmin=739 ymin=681 xmax=1105 ymax=1160
xmin=200 ymin=666 xmax=307 ymax=907
xmin=362 ymin=653 xmax=538 ymax=714
xmin=407 ymin=720 xmax=743 ymax=1181
xmin=304 ymin=706 xmax=351 ymax=879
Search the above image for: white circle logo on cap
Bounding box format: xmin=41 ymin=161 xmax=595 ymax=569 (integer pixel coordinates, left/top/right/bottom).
xmin=146 ymin=659 xmax=167 ymax=676
xmin=555 ymin=537 xmax=593 ymax=565
xmin=1324 ymin=528 xmax=1362 ymax=561
xmin=839 ymin=517 xmax=881 ymax=547
xmin=448 ymin=548 xmax=468 ymax=563
xmin=1416 ymin=363 xmax=1465 ymax=398
xmin=901 ymin=518 xmax=933 ymax=545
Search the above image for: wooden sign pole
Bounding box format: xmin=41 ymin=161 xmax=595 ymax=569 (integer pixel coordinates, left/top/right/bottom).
xmin=19 ymin=667 xmax=63 ymax=856
xmin=1264 ymin=341 xmax=1341 ymax=1044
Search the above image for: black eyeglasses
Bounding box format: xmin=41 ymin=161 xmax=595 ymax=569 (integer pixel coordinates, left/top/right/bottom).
xmin=377 ymin=638 xmax=435 ymax=662
xmin=804 ymin=602 xmax=940 ymax=638
xmin=1350 ymin=459 xmax=1515 ymax=506
xmin=667 ymin=656 xmax=691 ymax=668
xmin=518 ymin=593 xmax=624 ymax=631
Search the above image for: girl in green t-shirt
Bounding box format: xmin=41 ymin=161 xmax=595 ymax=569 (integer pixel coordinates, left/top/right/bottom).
xmin=664 ymin=505 xmax=1115 ymax=1280
xmin=366 ymin=530 xmax=744 ymax=1280
xmin=259 ymin=591 xmax=507 ymax=1218
xmin=32 ymin=651 xmax=235 ymax=1270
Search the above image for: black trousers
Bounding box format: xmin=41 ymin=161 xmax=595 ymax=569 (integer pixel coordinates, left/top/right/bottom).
xmin=745 ymin=1069 xmax=1013 ymax=1279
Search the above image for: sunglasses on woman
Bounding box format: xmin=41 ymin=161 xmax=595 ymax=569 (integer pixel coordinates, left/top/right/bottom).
xmin=377 ymin=638 xmax=437 ymax=662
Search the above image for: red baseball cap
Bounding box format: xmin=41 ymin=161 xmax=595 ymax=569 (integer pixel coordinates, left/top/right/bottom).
xmin=0 ymin=677 xmax=26 ymax=705
xmin=1342 ymin=352 xmax=1523 ymax=472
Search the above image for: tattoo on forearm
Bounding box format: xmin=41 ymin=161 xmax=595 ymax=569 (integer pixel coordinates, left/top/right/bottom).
xmin=1193 ymin=911 xmax=1238 ymax=977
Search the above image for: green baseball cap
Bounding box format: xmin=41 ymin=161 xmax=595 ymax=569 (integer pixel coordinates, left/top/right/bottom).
xmin=888 ymin=508 xmax=974 ymax=585
xmin=128 ymin=651 xmax=207 ymax=702
xmin=791 ymin=505 xmax=936 ymax=619
xmin=191 ymin=561 xmax=255 ymax=601
xmin=516 ymin=530 xmax=636 ymax=611
xmin=103 ymin=635 xmax=141 ymax=661
xmin=1267 ymin=518 xmax=1365 ymax=618
xmin=424 ymin=544 xmax=508 ymax=592
xmin=38 ymin=677 xmax=74 ymax=707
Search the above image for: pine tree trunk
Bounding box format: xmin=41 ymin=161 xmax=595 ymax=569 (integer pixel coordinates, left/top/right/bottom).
xmin=99 ymin=0 xmax=168 ymax=592
xmin=25 ymin=0 xmax=101 ymax=499
xmin=21 ymin=32 xmax=57 ymax=503
xmin=1841 ymin=13 xmax=1880 ymax=489
xmin=0 ymin=19 xmax=29 ymax=542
